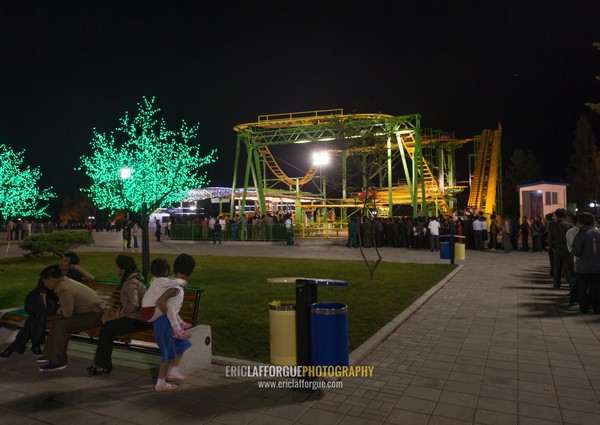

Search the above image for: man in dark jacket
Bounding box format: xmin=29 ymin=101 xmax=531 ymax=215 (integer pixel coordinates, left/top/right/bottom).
xmin=548 ymin=208 xmax=574 ymax=289
xmin=571 ymin=212 xmax=600 ymax=314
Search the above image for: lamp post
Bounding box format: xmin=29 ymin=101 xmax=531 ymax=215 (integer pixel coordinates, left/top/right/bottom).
xmin=312 ymin=151 xmax=329 ymax=195
xmin=313 ymin=151 xmax=330 ymax=237
xmin=120 ymin=164 xmax=150 ymax=280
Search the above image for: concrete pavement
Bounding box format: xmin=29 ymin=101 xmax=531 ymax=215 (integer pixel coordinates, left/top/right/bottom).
xmin=1 ymin=231 xmax=599 ymax=424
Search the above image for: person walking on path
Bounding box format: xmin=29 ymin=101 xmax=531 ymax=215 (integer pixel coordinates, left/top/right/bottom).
xmin=213 ymin=218 xmax=222 ymax=244
xmin=122 ymin=222 xmax=131 ymax=249
xmin=236 ymin=215 xmax=247 ymax=241
xmin=566 ymin=215 xmax=581 ymax=308
xmin=571 ymin=212 xmax=600 ymax=313
xmin=427 ymin=216 xmax=440 ymax=251
xmin=502 ymin=216 xmax=512 ymax=253
xmin=285 ymin=214 xmax=294 ymax=246
xmin=347 ymin=217 xmax=358 ymax=248
xmin=520 ymin=216 xmax=530 ymax=251
xmin=132 ymin=222 xmax=139 ymax=248
xmin=155 ymin=219 xmax=162 ymax=242
xmin=530 ymin=216 xmax=543 ymax=252
xmin=489 ymin=214 xmax=499 ymax=250
xmin=548 ymin=208 xmax=574 ymax=289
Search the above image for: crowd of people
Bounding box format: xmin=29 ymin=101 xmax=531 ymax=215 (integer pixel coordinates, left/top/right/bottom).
xmin=167 ymin=212 xmax=295 ymax=243
xmin=344 ymin=213 xmax=557 ymax=253
xmin=346 ymin=207 xmax=596 ymax=314
xmin=0 ymin=251 xmax=197 ymax=393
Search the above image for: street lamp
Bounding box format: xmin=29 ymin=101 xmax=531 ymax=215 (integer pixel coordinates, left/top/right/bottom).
xmin=118 ymin=163 xmax=149 ymax=280
xmin=119 ymin=166 xmax=132 ymax=180
xmin=313 ymin=151 xmax=330 ymax=237
xmin=312 ymin=151 xmax=330 ymax=197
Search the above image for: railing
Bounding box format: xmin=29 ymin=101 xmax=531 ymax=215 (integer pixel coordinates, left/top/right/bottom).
xmin=170 ymin=222 xmax=349 ymax=241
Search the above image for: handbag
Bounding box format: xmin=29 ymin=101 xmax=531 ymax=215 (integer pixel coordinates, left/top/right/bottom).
xmin=101 ymin=307 xmax=119 ymax=324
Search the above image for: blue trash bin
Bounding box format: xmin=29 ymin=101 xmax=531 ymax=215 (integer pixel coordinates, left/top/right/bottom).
xmin=310 ymin=302 xmax=348 ymax=366
xmin=440 ymin=241 xmax=450 ymax=259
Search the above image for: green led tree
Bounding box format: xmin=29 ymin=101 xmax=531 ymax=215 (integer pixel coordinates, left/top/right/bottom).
xmin=78 ymin=97 xmax=217 ymax=279
xmin=0 ymin=144 xmax=55 ymax=221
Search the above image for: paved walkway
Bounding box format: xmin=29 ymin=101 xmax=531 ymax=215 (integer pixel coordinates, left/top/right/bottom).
xmin=1 ymin=232 xmax=600 ymax=425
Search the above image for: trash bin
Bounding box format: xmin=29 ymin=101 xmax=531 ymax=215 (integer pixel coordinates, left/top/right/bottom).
xmin=454 ymin=243 xmax=466 ymax=260
xmin=269 ymin=300 xmax=297 ymax=365
xmin=440 ymin=241 xmax=451 ymax=259
xmin=310 ymin=302 xmax=348 ymax=367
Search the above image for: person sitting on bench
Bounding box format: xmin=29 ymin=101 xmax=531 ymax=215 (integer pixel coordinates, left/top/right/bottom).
xmin=38 ymin=265 xmax=103 ymax=372
xmin=0 ymin=252 xmax=94 ymax=361
xmin=87 ymin=255 xmax=149 ymax=376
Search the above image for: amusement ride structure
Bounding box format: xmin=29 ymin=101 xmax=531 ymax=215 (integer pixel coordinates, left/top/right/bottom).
xmin=229 ymin=109 xmax=502 ymax=231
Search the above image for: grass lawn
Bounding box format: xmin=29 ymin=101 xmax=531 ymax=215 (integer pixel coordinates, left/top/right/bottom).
xmin=0 ymin=253 xmax=455 ymax=363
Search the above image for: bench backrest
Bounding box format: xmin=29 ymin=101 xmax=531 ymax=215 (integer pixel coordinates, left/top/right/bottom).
xmin=91 ymin=280 xmax=204 ymax=326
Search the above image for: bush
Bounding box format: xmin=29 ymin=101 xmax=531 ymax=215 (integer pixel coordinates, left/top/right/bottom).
xmin=20 ymin=231 xmax=92 ymax=256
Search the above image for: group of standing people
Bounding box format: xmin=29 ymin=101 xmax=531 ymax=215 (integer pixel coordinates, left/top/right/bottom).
xmin=343 ymin=212 xmax=559 ymax=257
xmin=5 ymin=219 xmax=54 ymax=240
xmin=0 ymin=251 xmax=197 ymax=393
xmin=121 ymin=220 xmax=140 ymax=248
xmin=346 ymin=216 xmax=453 ymax=250
xmin=547 ymin=208 xmax=600 ymax=314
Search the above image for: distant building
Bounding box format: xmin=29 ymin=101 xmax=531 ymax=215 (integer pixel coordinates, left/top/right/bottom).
xmin=517 ymin=181 xmax=569 ymax=217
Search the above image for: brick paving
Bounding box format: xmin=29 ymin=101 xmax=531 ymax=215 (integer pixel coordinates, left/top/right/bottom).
xmin=1 ymin=232 xmax=600 ymax=424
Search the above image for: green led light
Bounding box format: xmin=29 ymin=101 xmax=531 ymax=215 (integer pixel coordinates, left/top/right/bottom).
xmin=0 ymin=144 xmax=56 ymax=220
xmin=77 ymin=96 xmax=218 ymax=216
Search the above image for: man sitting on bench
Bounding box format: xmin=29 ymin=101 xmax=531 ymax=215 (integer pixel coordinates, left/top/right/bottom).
xmin=38 ymin=265 xmax=103 ymax=372
xmin=0 ymin=252 xmax=94 ymax=361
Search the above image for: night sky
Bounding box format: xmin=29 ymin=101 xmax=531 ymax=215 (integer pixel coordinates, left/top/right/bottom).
xmin=2 ymin=1 xmax=600 ymax=204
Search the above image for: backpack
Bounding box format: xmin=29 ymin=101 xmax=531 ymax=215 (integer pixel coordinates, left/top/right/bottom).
xmin=214 ymin=223 xmax=222 ymax=232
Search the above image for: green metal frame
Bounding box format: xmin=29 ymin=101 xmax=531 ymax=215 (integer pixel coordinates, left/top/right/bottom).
xmin=230 ymin=111 xmax=462 ymax=219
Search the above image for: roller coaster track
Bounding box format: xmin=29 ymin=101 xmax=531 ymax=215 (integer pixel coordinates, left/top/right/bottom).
xmin=256 ymin=145 xmax=318 ymax=187
xmin=375 ymin=136 xmax=451 ymax=215
xmin=400 ymin=136 xmax=451 ymax=215
xmin=467 ymin=126 xmax=502 ymax=214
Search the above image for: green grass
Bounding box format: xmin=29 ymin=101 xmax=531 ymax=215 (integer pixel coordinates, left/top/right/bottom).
xmin=0 ymin=253 xmax=455 ymax=362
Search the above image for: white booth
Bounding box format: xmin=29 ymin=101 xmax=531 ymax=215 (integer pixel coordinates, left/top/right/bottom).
xmin=517 ymin=181 xmax=569 ymax=218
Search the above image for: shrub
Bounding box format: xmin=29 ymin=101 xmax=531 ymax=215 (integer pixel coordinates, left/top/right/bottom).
xmin=19 ymin=231 xmax=92 ymax=256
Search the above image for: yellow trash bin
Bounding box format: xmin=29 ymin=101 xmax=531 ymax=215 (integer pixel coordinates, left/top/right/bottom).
xmin=454 ymin=243 xmax=466 ymax=260
xmin=269 ymin=300 xmax=297 ymax=365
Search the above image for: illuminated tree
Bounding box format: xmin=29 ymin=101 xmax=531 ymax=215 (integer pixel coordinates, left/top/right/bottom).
xmin=78 ymin=97 xmax=217 ymax=278
xmin=0 ymin=144 xmax=55 ymax=221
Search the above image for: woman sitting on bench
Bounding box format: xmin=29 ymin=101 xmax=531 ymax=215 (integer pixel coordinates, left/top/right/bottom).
xmin=87 ymin=255 xmax=148 ymax=376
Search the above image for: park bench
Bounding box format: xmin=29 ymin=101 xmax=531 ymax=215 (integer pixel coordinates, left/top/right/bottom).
xmin=0 ymin=281 xmax=212 ymax=367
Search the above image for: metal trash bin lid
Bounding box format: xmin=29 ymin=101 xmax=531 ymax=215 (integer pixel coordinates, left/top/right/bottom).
xmin=269 ymin=300 xmax=296 ymax=311
xmin=311 ymin=302 xmax=347 ymax=315
xmin=297 ymin=278 xmax=348 ymax=287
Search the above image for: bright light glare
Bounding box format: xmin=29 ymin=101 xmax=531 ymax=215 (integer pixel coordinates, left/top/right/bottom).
xmin=313 ymin=151 xmax=330 ymax=166
xmin=119 ymin=167 xmax=132 ymax=180
xmin=590 ymin=202 xmax=596 ymax=208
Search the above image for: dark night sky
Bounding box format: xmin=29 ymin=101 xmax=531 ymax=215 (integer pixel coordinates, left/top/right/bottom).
xmin=1 ymin=1 xmax=600 ymax=203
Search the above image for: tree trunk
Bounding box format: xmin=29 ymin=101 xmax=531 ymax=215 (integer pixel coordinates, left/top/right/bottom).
xmin=141 ymin=203 xmax=150 ymax=282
